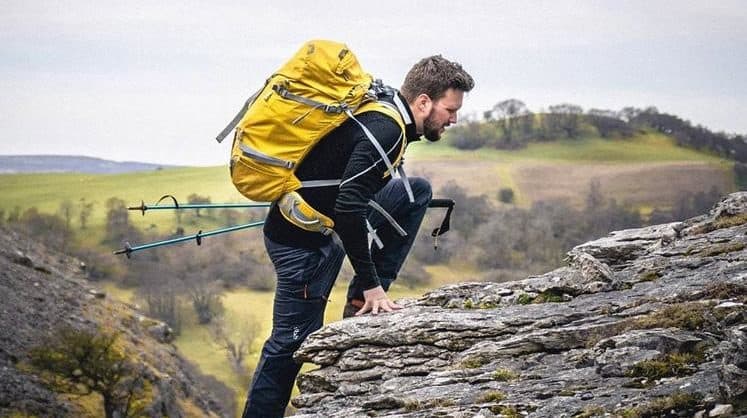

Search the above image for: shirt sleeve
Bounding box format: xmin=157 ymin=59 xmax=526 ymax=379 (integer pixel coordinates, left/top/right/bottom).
xmin=334 ymin=114 xmax=403 ymax=291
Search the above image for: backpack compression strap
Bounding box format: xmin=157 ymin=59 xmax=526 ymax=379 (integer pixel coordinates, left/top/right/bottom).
xmin=215 ymin=87 xmax=262 ymax=143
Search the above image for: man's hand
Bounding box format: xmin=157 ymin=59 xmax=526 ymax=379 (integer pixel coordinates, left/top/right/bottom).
xmin=356 ymin=286 xmax=402 ymax=316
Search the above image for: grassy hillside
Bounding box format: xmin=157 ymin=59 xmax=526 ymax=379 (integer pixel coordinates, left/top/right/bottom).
xmin=0 ymin=166 xmax=243 ymax=226
xmin=409 ymin=130 xmax=729 ymax=162
xmin=408 ymin=131 xmax=734 ymax=208
xmin=0 ymin=131 xmax=733 ymax=221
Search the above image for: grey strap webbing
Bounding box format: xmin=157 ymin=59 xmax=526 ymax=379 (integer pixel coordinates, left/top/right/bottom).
xmin=346 ymin=109 xmax=415 ymax=203
xmin=300 ymin=179 xmax=342 ymax=188
xmin=392 ymin=93 xmax=413 ymax=125
xmin=368 ymin=200 xmax=407 ymax=237
xmin=239 ymin=143 xmax=295 ymax=169
xmin=273 ymin=85 xmax=346 ymax=114
xmin=215 ymin=88 xmax=262 ymax=143
xmin=345 ymin=110 xmax=399 ymax=181
xmin=347 ymin=106 xmax=415 ymax=204
xmin=366 ymin=219 xmax=384 ymax=250
xmin=397 ymin=165 xmax=415 ymax=203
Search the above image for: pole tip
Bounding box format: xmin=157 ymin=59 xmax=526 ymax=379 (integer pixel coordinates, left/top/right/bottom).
xmin=113 ymin=242 xmax=133 ymax=258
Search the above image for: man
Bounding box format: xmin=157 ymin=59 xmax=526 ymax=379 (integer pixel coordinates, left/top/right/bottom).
xmin=243 ymin=55 xmax=474 ymax=417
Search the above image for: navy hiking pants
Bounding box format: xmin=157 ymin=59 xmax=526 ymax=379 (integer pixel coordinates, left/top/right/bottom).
xmin=242 ymin=177 xmax=431 ymax=418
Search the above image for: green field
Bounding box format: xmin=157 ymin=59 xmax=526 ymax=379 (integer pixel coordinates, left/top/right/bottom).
xmin=0 ymin=131 xmax=733 ymax=223
xmin=0 ymin=166 xmax=243 ymax=227
xmin=411 ymin=130 xmax=729 ymax=163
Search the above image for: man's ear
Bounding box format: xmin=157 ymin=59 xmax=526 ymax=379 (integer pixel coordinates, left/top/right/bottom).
xmin=415 ymin=94 xmax=432 ymax=114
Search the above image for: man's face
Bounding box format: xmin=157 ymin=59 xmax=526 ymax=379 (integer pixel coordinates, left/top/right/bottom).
xmin=422 ymin=88 xmax=464 ymax=142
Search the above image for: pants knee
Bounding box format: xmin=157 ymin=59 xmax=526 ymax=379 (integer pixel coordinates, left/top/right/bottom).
xmin=409 ymin=177 xmax=432 ymax=206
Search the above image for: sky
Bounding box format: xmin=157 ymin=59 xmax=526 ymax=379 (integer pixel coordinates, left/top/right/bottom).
xmin=1 ymin=1 xmax=746 ymax=166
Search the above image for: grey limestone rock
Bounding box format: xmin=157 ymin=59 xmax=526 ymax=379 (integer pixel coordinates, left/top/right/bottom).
xmin=291 ymin=193 xmax=747 ymax=417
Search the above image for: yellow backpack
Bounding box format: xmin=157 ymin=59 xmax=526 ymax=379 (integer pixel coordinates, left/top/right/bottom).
xmin=216 ymin=40 xmax=410 ymax=212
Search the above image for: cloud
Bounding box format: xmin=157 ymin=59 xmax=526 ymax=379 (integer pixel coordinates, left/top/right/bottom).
xmin=1 ymin=1 xmax=746 ymax=164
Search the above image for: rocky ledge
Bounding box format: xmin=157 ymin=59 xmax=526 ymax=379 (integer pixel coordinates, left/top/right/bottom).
xmin=292 ymin=193 xmax=747 ymax=418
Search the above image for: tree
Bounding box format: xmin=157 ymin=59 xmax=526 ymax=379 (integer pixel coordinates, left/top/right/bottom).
xmin=78 ymin=198 xmax=94 ymax=230
xmin=7 ymin=206 xmax=20 ymax=223
xmin=548 ymin=103 xmax=583 ymax=138
xmin=516 ymin=112 xmax=536 ymax=141
xmin=437 ymin=181 xmax=493 ymax=236
xmin=219 ymin=208 xmax=242 ymax=226
xmin=396 ymin=257 xmax=431 ymax=288
xmin=448 ymin=120 xmax=494 ymax=150
xmin=138 ymin=272 xmax=183 ymax=334
xmin=411 ymin=217 xmax=465 ymax=264
xmin=103 ymin=197 xmax=140 ymax=246
xmin=585 ymin=179 xmax=605 ymax=214
xmin=170 ymin=237 xmax=240 ymax=319
xmin=29 ymin=326 xmax=146 ymax=418
xmin=58 ymin=199 xmax=75 ymax=231
xmin=187 ymin=280 xmax=224 ymax=324
xmin=488 ymin=99 xmax=529 ymax=145
xmin=19 ymin=207 xmax=72 ymax=251
xmin=586 ymin=108 xmax=632 ymax=138
xmin=619 ymin=106 xmax=646 ymax=123
xmin=186 ymin=193 xmax=212 ymax=222
xmin=209 ymin=313 xmax=260 ymax=378
xmin=471 ymin=211 xmax=526 ymax=270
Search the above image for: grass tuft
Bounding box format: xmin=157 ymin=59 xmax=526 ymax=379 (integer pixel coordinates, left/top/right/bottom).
xmin=626 ymin=352 xmax=703 ymax=381
xmin=574 ymin=405 xmax=606 ymax=418
xmin=479 ymin=390 xmax=507 ymax=403
xmin=492 ymin=368 xmax=519 ymax=381
xmin=616 ymin=392 xmax=701 ymax=418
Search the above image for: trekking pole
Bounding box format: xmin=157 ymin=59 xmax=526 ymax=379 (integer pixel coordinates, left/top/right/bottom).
xmin=113 ymin=220 xmax=265 ymax=258
xmin=428 ymin=198 xmax=455 ymax=250
xmin=128 ymin=195 xmax=270 ymax=215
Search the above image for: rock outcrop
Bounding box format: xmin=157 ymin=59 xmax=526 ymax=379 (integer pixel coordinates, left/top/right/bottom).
xmin=0 ymin=228 xmax=227 ymax=418
xmin=292 ymin=193 xmax=747 ymax=417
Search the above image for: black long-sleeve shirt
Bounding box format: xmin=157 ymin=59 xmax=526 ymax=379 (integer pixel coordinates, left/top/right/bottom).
xmin=263 ymin=92 xmax=418 ymax=291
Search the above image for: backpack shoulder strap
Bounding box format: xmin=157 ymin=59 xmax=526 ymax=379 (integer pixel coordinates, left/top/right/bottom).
xmin=347 ymin=102 xmax=405 ymax=176
xmin=349 ymin=100 xmax=414 ymax=202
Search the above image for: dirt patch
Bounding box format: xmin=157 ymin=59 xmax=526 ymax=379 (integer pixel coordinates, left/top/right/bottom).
xmin=513 ymin=162 xmax=733 ymax=208
xmin=407 ymin=160 xmax=733 ymax=209
xmin=408 ymin=160 xmax=509 ymax=199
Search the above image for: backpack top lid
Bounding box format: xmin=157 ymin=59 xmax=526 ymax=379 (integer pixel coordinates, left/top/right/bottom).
xmin=275 ymin=40 xmax=373 ymax=102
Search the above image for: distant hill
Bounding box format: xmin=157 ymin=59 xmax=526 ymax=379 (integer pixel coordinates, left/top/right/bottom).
xmin=0 ymin=155 xmax=182 ymax=174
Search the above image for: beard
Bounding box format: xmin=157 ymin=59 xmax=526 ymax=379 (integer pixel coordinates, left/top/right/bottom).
xmin=423 ymin=111 xmax=444 ymax=142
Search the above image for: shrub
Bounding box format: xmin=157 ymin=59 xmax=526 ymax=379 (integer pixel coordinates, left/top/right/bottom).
xmin=498 ymin=188 xmax=515 ymax=204
xmin=28 ymin=326 xmax=146 ymax=418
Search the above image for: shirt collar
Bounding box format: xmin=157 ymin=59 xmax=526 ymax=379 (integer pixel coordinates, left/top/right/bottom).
xmin=394 ymin=91 xmax=419 ymax=143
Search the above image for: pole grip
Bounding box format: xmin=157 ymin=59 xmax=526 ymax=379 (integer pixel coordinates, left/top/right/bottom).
xmin=429 ymin=198 xmax=455 ymax=237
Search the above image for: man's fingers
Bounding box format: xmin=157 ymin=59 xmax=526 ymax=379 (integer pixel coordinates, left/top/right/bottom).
xmin=354 ymin=299 xmax=402 ymax=316
xmin=380 ymin=300 xmax=395 ymax=313
xmin=355 ymin=302 xmax=372 ymax=316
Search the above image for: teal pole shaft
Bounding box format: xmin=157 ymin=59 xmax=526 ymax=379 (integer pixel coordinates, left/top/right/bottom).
xmin=143 ymin=203 xmax=271 ymax=210
xmin=113 ymin=220 xmax=265 ymax=257
xmin=129 ymin=202 xmax=271 ymax=213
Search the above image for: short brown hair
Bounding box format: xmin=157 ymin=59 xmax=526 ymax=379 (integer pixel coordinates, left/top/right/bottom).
xmin=400 ymin=55 xmax=475 ymax=103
